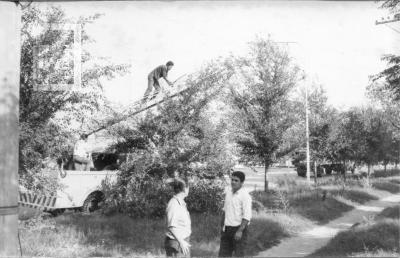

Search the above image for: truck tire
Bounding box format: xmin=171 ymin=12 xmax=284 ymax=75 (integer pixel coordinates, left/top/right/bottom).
xmin=82 ymin=192 xmax=104 ymax=214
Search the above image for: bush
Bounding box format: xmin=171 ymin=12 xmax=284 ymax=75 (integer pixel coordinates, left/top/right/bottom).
xmin=186 ymin=179 xmax=225 ymax=213
xmin=102 ymin=174 xmax=225 ymax=218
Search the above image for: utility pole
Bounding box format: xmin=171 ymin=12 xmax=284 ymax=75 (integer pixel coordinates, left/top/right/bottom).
xmin=0 ymin=1 xmax=21 ymax=256
xmin=305 ymin=78 xmax=311 ymax=185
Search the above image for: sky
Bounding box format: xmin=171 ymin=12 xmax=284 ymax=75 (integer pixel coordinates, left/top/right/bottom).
xmin=24 ymin=1 xmax=400 ymax=109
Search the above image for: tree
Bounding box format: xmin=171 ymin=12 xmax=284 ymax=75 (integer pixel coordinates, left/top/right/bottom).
xmin=329 ymin=107 xmax=398 ymax=175
xmin=101 ymin=62 xmax=233 ymax=217
xmin=109 ymin=61 xmax=233 ymax=179
xmin=379 ymin=0 xmax=400 ymax=12
xmin=227 ymin=38 xmax=300 ymax=190
xmin=19 ymin=6 xmax=129 ymax=190
xmin=368 ymin=0 xmax=400 ymax=130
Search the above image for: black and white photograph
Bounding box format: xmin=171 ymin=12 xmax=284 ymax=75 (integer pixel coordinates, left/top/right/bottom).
xmin=0 ymin=0 xmax=399 ymax=257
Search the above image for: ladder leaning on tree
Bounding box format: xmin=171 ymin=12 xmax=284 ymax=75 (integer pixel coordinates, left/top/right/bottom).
xmin=87 ymin=82 xmax=192 ymax=136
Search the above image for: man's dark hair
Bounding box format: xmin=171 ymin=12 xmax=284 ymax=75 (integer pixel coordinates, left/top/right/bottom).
xmin=166 ymin=61 xmax=174 ymax=66
xmin=171 ymin=178 xmax=186 ymax=194
xmin=80 ymin=133 xmax=88 ymax=140
xmin=231 ymin=171 xmax=245 ymax=183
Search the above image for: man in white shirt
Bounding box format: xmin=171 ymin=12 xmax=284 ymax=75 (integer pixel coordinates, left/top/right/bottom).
xmin=219 ymin=171 xmax=252 ymax=257
xmin=73 ymin=133 xmax=91 ymax=171
xmin=165 ymin=178 xmax=191 ymax=257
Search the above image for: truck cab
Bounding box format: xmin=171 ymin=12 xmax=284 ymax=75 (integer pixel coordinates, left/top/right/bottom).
xmin=52 ymin=152 xmax=127 ymax=213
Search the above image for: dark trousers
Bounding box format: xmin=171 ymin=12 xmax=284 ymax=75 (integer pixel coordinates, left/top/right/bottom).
xmin=218 ymin=226 xmax=248 ymax=257
xmin=143 ymin=76 xmax=161 ymax=101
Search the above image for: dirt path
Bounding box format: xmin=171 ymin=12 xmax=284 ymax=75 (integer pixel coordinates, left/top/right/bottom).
xmin=256 ymin=189 xmax=400 ymax=257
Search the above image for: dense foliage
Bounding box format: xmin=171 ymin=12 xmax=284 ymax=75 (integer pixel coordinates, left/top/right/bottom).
xmin=19 ymin=6 xmax=129 ymax=190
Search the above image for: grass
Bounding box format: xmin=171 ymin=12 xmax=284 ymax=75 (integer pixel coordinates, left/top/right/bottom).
xmin=290 ymin=192 xmax=353 ymax=224
xmin=372 ymin=181 xmax=400 ymax=193
xmin=20 ymin=173 xmax=399 ymax=257
xmin=252 ymin=189 xmax=354 ymax=225
xmin=245 ymin=213 xmax=290 ymax=256
xmin=19 ymin=212 xmax=222 ymax=257
xmin=372 ymin=169 xmax=400 ymax=178
xmin=310 ymin=219 xmax=400 ymax=257
xmin=390 ymin=178 xmax=400 ymax=184
xmin=19 ymin=209 xmax=310 ymax=257
xmin=327 ymin=189 xmax=378 ymax=204
xmin=376 ymin=205 xmax=400 ymax=220
xmin=350 ymin=250 xmax=400 ymax=257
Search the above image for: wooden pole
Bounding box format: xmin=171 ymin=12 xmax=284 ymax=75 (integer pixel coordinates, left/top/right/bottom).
xmin=305 ymin=80 xmax=311 ymax=185
xmin=0 ymin=2 xmax=20 ymax=256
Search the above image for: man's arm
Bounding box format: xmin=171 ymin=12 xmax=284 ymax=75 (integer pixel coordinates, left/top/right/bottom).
xmin=220 ymin=211 xmax=225 ymax=230
xmin=167 ymin=227 xmax=190 ymax=255
xmin=234 ymin=219 xmax=249 ymax=241
xmin=162 ymin=66 xmax=173 ymax=86
xmin=163 ymin=77 xmax=173 ymax=86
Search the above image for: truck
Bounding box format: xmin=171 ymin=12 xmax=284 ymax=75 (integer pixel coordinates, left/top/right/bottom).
xmin=19 ymin=152 xmax=124 ymax=215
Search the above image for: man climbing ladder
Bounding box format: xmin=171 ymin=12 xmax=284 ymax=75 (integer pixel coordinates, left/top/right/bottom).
xmin=143 ymin=61 xmax=174 ymax=102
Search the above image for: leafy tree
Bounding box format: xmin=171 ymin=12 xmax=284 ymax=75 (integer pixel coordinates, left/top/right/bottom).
xmin=19 ymin=6 xmax=129 ymax=189
xmin=329 ymin=107 xmax=398 ymax=175
xmin=102 ymin=62 xmax=233 ymax=216
xmin=368 ymin=1 xmax=400 ymax=130
xmin=288 ymin=84 xmax=339 ymax=165
xmin=379 ymin=0 xmax=400 ymax=12
xmin=227 ymin=38 xmax=300 ymax=190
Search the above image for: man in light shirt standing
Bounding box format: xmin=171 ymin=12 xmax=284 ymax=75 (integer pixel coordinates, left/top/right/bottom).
xmin=73 ymin=133 xmax=91 ymax=171
xmin=165 ymin=178 xmax=191 ymax=257
xmin=219 ymin=171 xmax=252 ymax=257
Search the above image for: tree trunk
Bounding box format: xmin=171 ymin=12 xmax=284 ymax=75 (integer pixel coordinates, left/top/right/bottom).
xmin=264 ymin=159 xmax=269 ymax=192
xmin=314 ymin=161 xmax=317 ymax=184
xmin=343 ymin=160 xmax=346 ymax=182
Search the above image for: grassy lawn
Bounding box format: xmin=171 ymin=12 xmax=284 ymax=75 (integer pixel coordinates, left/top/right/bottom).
xmin=19 ymin=174 xmax=399 ymax=257
xmin=327 ymin=189 xmax=378 ymax=204
xmin=310 ymin=220 xmax=400 ymax=257
xmin=372 ymin=181 xmax=400 ymax=193
xmin=376 ymin=205 xmax=400 ymax=220
xmin=291 ymin=193 xmax=353 ymax=224
xmin=350 ymin=250 xmax=399 ymax=257
xmin=372 ymin=169 xmax=400 ymax=178
xmin=252 ymin=189 xmax=354 ymax=225
xmin=19 ymin=210 xmax=310 ymax=257
xmin=389 ymin=178 xmax=400 ymax=184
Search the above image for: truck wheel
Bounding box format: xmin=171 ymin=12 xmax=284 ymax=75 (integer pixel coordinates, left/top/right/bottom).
xmin=82 ymin=192 xmax=104 ymax=214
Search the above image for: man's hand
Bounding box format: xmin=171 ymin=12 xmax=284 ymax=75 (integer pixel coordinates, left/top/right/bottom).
xmin=179 ymin=239 xmax=191 ymax=255
xmin=234 ymin=230 xmax=243 ymax=241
